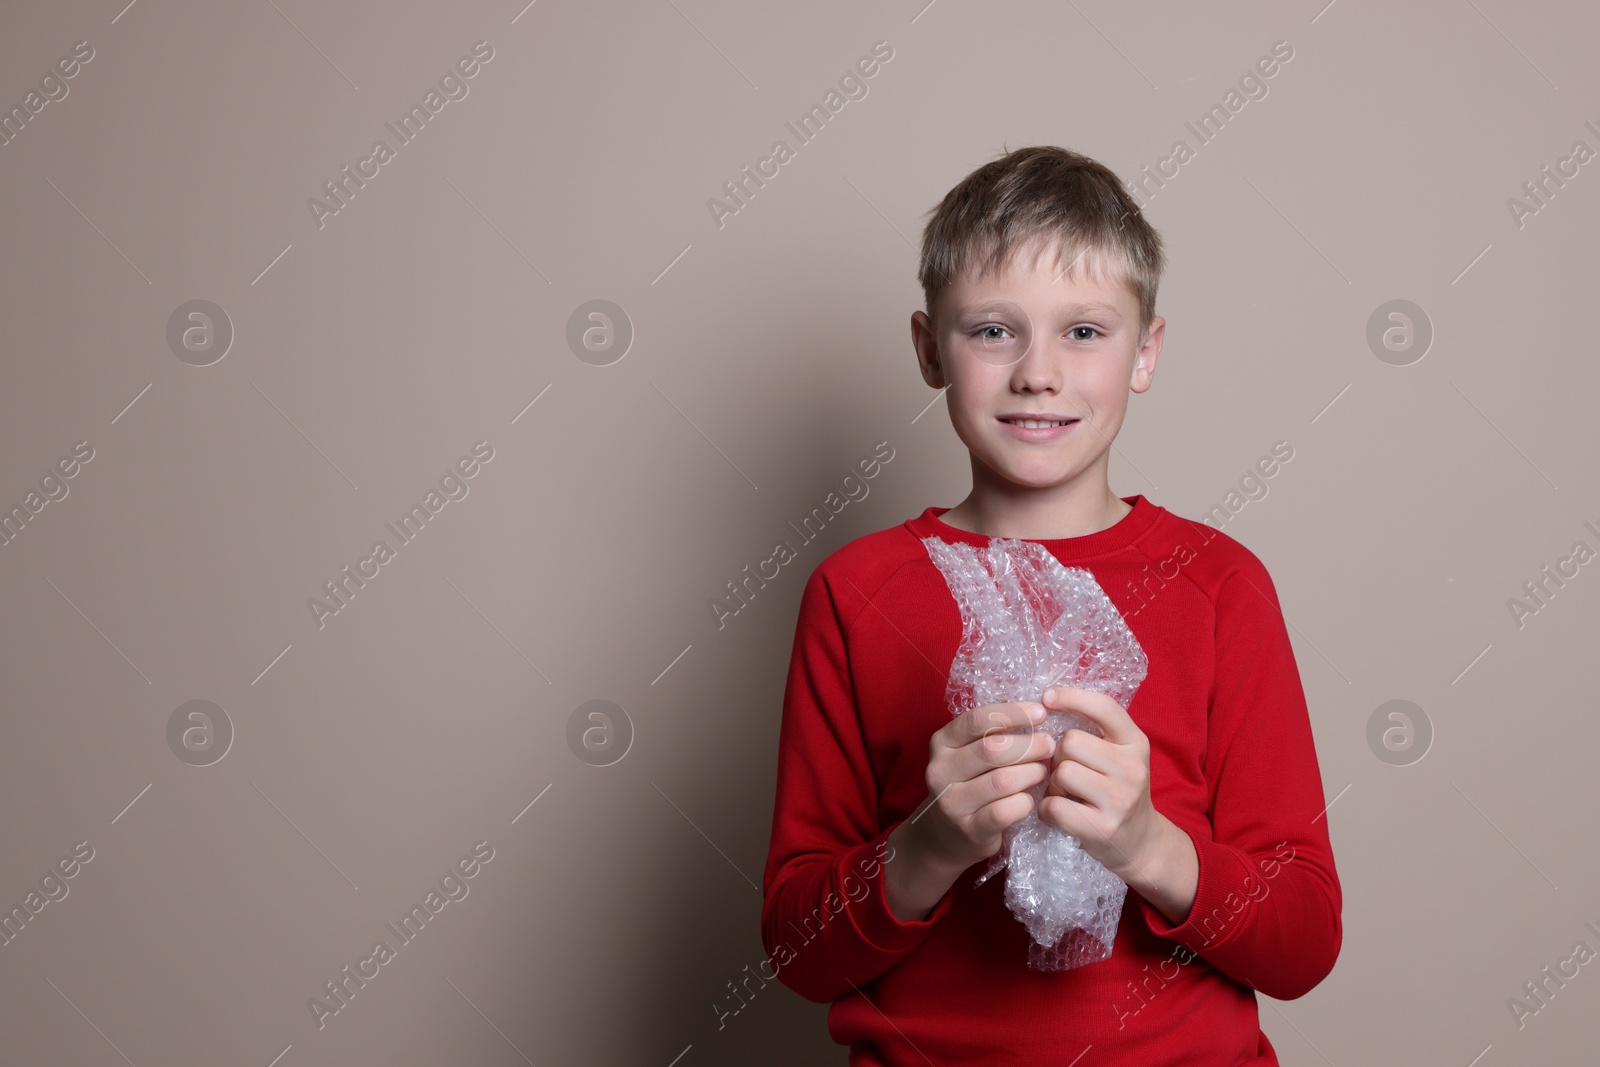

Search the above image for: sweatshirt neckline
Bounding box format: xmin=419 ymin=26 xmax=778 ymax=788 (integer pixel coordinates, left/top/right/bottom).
xmin=906 ymin=494 xmax=1160 ymax=559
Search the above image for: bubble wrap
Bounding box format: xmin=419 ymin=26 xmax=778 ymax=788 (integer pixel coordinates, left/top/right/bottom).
xmin=921 ymin=535 xmax=1149 ymax=971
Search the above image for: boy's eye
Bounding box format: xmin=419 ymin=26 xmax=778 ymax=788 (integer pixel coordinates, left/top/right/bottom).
xmin=1070 ymin=325 xmax=1101 ymax=341
xmin=978 ymin=325 xmax=1010 ymax=342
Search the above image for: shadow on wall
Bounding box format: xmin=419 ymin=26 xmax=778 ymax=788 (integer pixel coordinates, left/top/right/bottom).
xmin=648 ymin=353 xmax=904 ymax=1064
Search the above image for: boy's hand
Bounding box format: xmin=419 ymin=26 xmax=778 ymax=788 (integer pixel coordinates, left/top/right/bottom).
xmin=910 ymin=700 xmax=1057 ymax=875
xmin=1036 ymin=686 xmax=1169 ymax=886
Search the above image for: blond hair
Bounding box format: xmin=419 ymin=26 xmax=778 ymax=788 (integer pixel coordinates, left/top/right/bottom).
xmin=917 ymin=145 xmax=1166 ymax=341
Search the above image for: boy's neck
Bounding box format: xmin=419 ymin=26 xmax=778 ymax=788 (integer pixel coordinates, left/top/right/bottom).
xmin=939 ymin=473 xmax=1132 ymax=541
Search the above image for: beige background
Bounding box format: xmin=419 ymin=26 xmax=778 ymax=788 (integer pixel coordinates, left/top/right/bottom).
xmin=2 ymin=0 xmax=1597 ymax=1063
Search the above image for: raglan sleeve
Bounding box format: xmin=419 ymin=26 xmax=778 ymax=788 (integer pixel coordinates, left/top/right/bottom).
xmin=760 ymin=564 xmax=954 ymax=1004
xmin=1131 ymin=547 xmax=1344 ymax=1000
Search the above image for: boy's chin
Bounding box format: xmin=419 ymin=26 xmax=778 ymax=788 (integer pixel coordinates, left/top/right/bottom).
xmin=982 ymin=454 xmax=1085 ymax=489
xmin=957 ymin=435 xmax=1094 ymax=489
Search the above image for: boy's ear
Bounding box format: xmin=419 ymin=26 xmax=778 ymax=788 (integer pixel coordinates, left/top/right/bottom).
xmin=911 ymin=310 xmax=947 ymax=388
xmin=1130 ymin=315 xmax=1165 ymax=393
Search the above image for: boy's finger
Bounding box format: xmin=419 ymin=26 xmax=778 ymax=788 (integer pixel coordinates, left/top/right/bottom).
xmin=1051 ymin=729 xmax=1115 ymax=778
xmin=1041 ymin=687 xmax=1138 ymax=744
xmin=950 ymin=701 xmax=1042 ymax=747
xmin=948 ymin=702 xmax=1046 ymax=769
xmin=966 ymin=726 xmax=1055 ymax=775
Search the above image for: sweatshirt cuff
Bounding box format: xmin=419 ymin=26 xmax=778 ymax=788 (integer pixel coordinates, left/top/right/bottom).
xmin=1134 ymin=822 xmax=1255 ymax=953
xmin=840 ymin=824 xmax=954 ymax=953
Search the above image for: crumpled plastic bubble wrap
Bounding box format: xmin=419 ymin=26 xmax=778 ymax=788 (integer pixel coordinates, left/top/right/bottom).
xmin=921 ymin=535 xmax=1149 ymax=971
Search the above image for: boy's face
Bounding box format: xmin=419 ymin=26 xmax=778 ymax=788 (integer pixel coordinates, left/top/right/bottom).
xmin=910 ymin=238 xmax=1164 ymax=496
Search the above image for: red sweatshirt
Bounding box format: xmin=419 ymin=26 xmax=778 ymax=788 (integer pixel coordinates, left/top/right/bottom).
xmin=760 ymin=495 xmax=1342 ymax=1066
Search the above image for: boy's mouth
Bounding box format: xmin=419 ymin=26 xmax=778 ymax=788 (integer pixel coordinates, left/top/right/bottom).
xmin=997 ymin=413 xmax=1081 ymax=443
xmin=997 ymin=415 xmax=1079 ymax=428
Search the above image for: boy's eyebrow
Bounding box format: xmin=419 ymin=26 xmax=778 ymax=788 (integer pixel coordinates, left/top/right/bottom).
xmin=1057 ymin=302 xmax=1124 ymax=319
xmin=956 ymin=299 xmax=1125 ymax=319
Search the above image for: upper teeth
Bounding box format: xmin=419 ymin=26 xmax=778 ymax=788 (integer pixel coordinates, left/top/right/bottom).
xmin=1005 ymin=418 xmax=1071 ymax=428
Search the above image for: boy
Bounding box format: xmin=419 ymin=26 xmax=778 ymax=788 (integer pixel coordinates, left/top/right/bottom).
xmin=760 ymin=146 xmax=1341 ymax=1065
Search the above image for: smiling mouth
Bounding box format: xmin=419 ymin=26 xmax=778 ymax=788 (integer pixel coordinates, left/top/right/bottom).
xmin=999 ymin=417 xmax=1078 ymax=428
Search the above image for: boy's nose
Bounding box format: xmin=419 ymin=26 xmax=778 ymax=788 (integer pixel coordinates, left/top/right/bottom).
xmin=1010 ymin=336 xmax=1067 ymax=382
